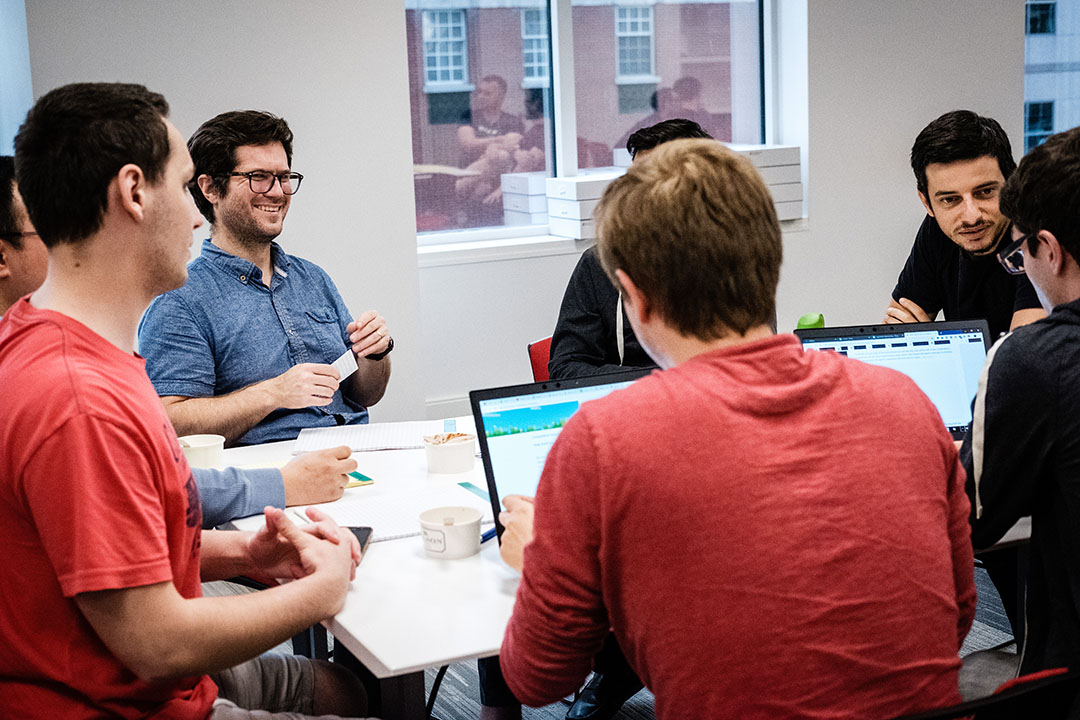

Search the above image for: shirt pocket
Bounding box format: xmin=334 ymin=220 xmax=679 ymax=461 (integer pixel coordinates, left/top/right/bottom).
xmin=304 ymin=307 xmax=347 ymax=362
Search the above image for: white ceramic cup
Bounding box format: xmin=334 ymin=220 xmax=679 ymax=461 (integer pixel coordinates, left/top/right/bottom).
xmin=178 ymin=434 xmax=225 ymax=469
xmin=419 ymin=506 xmax=482 ymax=559
xmin=424 ymin=434 xmax=476 ymax=474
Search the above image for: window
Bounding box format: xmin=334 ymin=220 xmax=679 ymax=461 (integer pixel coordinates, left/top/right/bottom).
xmin=1025 ymin=101 xmax=1054 ymax=152
xmin=615 ymin=7 xmax=655 ymax=80
xmin=522 ymin=9 xmax=549 ymax=87
xmin=1026 ymin=2 xmax=1056 ymax=34
xmin=405 ymin=1 xmax=764 ymax=242
xmin=422 ymin=10 xmax=468 ymax=88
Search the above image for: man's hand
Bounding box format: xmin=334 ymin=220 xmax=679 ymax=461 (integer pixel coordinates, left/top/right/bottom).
xmin=247 ymin=507 xmax=361 ymax=586
xmin=884 ymin=297 xmax=931 ymax=324
xmin=281 ymin=445 xmax=358 ymax=506
xmin=267 ymin=363 xmax=340 ymax=408
xmin=347 ymin=311 xmax=391 ymax=359
xmin=499 ymin=495 xmax=536 ymax=573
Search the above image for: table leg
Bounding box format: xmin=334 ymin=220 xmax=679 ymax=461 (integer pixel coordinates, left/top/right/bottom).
xmin=334 ymin=644 xmax=428 ymax=720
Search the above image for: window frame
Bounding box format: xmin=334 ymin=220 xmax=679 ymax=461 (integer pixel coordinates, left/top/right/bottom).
xmin=521 ymin=8 xmax=551 ymax=89
xmin=414 ymin=0 xmax=775 ymax=248
xmin=614 ymin=5 xmax=660 ymax=85
xmin=1025 ymin=1 xmax=1056 ymax=35
xmin=1024 ymin=100 xmax=1054 ymax=153
xmin=421 ymin=8 xmax=471 ymax=93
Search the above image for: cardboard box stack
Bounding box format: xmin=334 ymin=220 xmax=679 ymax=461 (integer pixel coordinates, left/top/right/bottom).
xmin=501 ymin=171 xmax=549 ymax=226
xmin=726 ymin=144 xmax=803 ymax=221
xmin=545 ymin=167 xmax=626 ymax=240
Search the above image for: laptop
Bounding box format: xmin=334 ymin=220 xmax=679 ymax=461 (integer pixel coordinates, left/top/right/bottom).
xmin=469 ymin=369 xmax=652 ymax=538
xmin=794 ymin=319 xmax=992 ymax=439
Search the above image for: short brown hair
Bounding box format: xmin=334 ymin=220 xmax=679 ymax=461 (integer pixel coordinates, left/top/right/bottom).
xmin=595 ymin=138 xmax=781 ymax=338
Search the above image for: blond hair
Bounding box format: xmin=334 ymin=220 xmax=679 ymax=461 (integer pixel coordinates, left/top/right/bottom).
xmin=595 ymin=138 xmax=781 ymax=338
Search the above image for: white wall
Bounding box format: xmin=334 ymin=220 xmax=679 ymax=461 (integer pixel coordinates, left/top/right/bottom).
xmin=23 ymin=1 xmax=1026 ymax=420
xmin=23 ymin=1 xmax=425 ymax=421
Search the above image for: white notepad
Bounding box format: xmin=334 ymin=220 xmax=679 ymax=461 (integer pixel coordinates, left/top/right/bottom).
xmin=292 ymin=484 xmax=494 ymax=542
xmin=293 ymin=418 xmax=472 ymax=454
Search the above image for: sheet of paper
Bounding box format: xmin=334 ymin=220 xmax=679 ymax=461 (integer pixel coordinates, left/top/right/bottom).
xmin=293 ymin=417 xmax=475 ymax=454
xmin=331 ymin=348 xmax=358 ymax=381
xmin=291 ymin=483 xmax=493 ymax=542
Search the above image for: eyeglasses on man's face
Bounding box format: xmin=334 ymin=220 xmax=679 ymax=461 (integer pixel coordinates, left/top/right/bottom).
xmin=225 ymin=171 xmax=304 ymax=196
xmin=997 ymin=231 xmax=1033 ymax=275
xmin=0 ymin=231 xmax=39 ymax=241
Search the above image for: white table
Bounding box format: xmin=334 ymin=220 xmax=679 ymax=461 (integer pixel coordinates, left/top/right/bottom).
xmin=225 ymin=437 xmax=520 ymax=719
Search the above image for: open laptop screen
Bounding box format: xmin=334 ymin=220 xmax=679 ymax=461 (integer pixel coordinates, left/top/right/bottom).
xmin=469 ymin=369 xmax=651 ymax=535
xmin=795 ymin=320 xmax=991 ymax=439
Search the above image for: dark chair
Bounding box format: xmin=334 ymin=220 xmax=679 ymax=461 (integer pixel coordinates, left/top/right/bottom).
xmin=892 ymin=667 xmax=1080 ymax=719
xmin=528 ymin=336 xmax=552 ymax=382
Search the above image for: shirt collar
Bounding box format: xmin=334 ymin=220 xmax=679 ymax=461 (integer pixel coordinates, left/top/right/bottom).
xmin=199 ymin=238 xmax=291 ymax=284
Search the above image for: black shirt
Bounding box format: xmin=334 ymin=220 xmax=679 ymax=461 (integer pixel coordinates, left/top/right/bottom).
xmin=548 ymin=247 xmax=657 ymax=379
xmin=892 ymin=215 xmax=1041 ymax=339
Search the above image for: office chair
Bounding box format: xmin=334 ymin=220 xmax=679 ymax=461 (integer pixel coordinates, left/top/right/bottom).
xmin=527 ymin=336 xmax=552 ymax=382
xmin=892 ymin=667 xmax=1080 ymax=719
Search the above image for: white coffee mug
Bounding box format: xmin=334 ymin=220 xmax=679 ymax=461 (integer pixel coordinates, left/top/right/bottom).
xmin=419 ymin=506 xmax=482 ymax=559
xmin=178 ymin=434 xmax=225 ymax=469
xmin=424 ymin=434 xmax=476 ymax=474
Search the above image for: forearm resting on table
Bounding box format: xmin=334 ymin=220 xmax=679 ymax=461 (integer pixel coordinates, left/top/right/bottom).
xmin=162 ymin=384 xmax=277 ymax=445
xmin=75 ymin=575 xmax=341 ymax=683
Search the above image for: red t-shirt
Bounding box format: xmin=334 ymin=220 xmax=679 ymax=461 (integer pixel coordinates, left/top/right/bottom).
xmin=0 ymin=298 xmax=217 ymax=718
xmin=501 ymin=334 xmax=976 ymax=719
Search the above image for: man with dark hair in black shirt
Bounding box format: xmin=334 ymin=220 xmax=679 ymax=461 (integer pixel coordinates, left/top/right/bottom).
xmin=885 ymin=110 xmax=1044 ymax=339
xmin=548 ymin=119 xmax=711 ymax=381
xmin=962 ymin=125 xmax=1080 ymax=676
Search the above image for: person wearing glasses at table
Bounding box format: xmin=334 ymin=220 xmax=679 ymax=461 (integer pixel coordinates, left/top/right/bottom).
xmin=0 ymin=156 xmax=48 ymax=317
xmin=884 ymin=110 xmax=1045 ymax=340
xmin=960 ymin=125 xmax=1080 ymax=679
xmin=139 ymin=111 xmax=392 ymax=447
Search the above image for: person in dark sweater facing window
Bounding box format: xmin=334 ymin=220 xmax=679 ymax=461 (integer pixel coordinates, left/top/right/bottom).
xmin=548 ymin=118 xmax=711 ymax=381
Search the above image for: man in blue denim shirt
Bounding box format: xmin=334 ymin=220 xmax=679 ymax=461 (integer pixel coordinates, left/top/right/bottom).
xmin=139 ymin=111 xmax=392 ymax=446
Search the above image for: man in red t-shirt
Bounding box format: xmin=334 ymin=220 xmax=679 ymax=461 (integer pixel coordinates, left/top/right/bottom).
xmin=0 ymin=83 xmax=372 ymax=719
xmin=497 ymin=139 xmax=976 ymax=719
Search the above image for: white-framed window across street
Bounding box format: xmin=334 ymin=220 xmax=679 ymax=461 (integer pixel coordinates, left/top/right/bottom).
xmin=1026 ymin=1 xmax=1056 ymax=34
xmin=405 ymin=1 xmax=768 ymax=246
xmin=615 ymin=6 xmax=656 ymax=81
xmin=422 ymin=9 xmax=469 ymax=90
xmin=522 ymin=9 xmax=549 ymax=88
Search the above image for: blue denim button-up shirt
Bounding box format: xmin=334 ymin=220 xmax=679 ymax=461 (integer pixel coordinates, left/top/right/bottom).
xmin=139 ymin=240 xmax=368 ymax=445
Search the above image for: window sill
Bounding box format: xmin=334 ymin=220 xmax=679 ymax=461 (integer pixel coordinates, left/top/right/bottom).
xmin=417 ymin=233 xmax=587 ymax=268
xmin=423 ymin=83 xmax=475 ymax=94
xmin=415 ymin=217 xmax=809 ymax=268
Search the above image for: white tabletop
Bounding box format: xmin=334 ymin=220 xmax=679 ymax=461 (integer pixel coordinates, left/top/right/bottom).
xmin=226 ymin=432 xmax=520 ymax=679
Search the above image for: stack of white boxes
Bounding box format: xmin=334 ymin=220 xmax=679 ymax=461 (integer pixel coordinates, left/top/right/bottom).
xmin=501 ymin=171 xmax=549 ymax=226
xmin=726 ymin=144 xmax=803 ymax=221
xmin=544 ymin=167 xmax=627 ymax=240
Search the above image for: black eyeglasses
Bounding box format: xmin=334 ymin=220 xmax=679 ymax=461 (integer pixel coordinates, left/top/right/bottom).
xmin=998 ymin=232 xmax=1033 ymax=275
xmin=224 ymin=171 xmax=304 ymax=195
xmin=0 ymin=231 xmax=39 ymax=241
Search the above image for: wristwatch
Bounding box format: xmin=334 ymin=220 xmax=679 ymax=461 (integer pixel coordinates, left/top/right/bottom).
xmin=368 ymin=336 xmax=394 ymax=361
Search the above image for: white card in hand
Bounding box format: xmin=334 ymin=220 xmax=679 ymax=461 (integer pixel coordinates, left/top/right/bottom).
xmin=331 ymin=348 xmax=358 ymax=380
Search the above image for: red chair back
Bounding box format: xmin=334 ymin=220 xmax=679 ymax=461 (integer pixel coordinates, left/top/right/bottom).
xmin=528 ymin=337 xmax=552 ymax=382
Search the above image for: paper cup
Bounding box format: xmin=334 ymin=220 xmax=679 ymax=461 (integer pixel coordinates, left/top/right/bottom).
xmin=424 ymin=433 xmax=476 ymax=474
xmin=179 ymin=434 xmax=225 ymax=469
xmin=419 ymin=506 xmax=482 ymax=559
